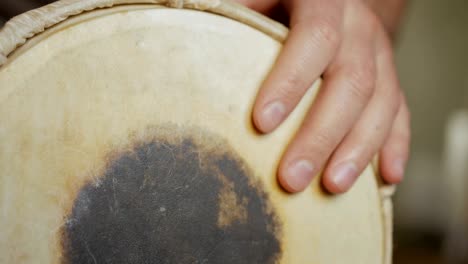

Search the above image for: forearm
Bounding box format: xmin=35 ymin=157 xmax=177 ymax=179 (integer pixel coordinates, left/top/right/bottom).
xmin=366 ymin=0 xmax=409 ymax=40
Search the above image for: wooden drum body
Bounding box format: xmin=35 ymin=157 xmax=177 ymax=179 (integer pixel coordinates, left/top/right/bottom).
xmin=0 ymin=1 xmax=394 ymax=263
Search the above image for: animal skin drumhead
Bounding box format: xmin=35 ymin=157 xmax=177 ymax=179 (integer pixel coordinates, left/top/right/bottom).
xmin=0 ymin=1 xmax=394 ymax=264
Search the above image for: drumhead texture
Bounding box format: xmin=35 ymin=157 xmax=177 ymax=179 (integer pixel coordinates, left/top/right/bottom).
xmin=0 ymin=1 xmax=394 ymax=264
xmin=0 ymin=0 xmax=288 ymax=66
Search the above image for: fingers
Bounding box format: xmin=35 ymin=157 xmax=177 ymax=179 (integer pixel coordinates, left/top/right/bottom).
xmin=322 ymin=30 xmax=401 ymax=193
xmin=237 ymin=0 xmax=409 ymax=193
xmin=252 ymin=0 xmax=344 ymax=133
xmin=277 ymin=4 xmax=378 ymax=193
xmin=379 ymin=94 xmax=411 ymax=184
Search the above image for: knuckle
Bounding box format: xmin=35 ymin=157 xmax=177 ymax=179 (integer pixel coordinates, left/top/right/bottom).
xmin=378 ymin=78 xmax=402 ymax=119
xmin=365 ymin=11 xmax=381 ymax=33
xmin=397 ymin=108 xmax=412 ymax=140
xmin=289 ymin=133 xmax=334 ymax=166
xmin=378 ymin=33 xmax=394 ymax=57
xmin=388 ymin=86 xmax=402 ymax=116
xmin=276 ymin=72 xmax=306 ymax=101
xmin=400 ymin=96 xmax=411 ymax=122
xmin=309 ymin=131 xmax=335 ymax=155
xmin=391 ymin=130 xmax=411 ymax=148
xmin=345 ymin=63 xmax=376 ymax=103
xmin=310 ymin=17 xmax=341 ymax=48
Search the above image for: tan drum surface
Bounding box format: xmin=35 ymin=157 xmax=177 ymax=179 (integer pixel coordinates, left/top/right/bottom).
xmin=0 ymin=1 xmax=394 ymax=263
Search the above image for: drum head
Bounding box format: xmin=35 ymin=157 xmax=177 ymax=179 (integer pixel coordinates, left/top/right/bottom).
xmin=0 ymin=2 xmax=390 ymax=263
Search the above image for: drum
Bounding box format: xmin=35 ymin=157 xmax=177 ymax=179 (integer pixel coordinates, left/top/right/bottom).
xmin=0 ymin=1 xmax=395 ymax=263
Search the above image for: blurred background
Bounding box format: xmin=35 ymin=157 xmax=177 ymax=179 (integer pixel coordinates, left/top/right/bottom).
xmin=394 ymin=0 xmax=468 ymax=263
xmin=1 ymin=0 xmax=467 ymax=263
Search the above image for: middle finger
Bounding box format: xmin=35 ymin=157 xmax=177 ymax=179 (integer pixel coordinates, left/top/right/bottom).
xmin=277 ymin=3 xmax=379 ymax=193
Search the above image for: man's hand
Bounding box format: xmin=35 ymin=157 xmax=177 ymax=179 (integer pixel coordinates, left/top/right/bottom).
xmin=236 ymin=0 xmax=411 ymax=194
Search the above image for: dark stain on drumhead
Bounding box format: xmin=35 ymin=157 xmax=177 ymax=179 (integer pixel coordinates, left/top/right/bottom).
xmin=61 ymin=126 xmax=282 ymax=264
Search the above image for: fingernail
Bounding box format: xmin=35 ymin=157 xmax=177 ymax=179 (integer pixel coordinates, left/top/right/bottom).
xmin=260 ymin=101 xmax=286 ymax=131
xmin=330 ymin=162 xmax=358 ymax=192
xmin=285 ymin=160 xmax=315 ymax=192
xmin=393 ymin=158 xmax=405 ymax=179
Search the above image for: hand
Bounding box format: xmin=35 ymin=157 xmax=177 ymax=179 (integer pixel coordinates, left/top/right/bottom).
xmin=236 ymin=0 xmax=411 ymax=194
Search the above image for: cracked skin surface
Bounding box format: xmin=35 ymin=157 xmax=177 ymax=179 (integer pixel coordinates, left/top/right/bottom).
xmin=0 ymin=6 xmax=385 ymax=264
xmin=60 ymin=129 xmax=282 ymax=264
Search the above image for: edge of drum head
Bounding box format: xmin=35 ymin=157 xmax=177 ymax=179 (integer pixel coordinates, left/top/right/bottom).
xmin=3 ymin=5 xmax=165 ymax=66
xmin=0 ymin=1 xmax=393 ymax=263
xmin=0 ymin=0 xmax=288 ymax=68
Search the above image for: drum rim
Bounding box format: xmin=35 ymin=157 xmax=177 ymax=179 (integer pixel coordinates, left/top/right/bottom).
xmin=0 ymin=0 xmax=288 ymax=67
xmin=0 ymin=1 xmax=394 ymax=262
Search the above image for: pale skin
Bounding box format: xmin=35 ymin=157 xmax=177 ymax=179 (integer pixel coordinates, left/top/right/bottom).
xmin=235 ymin=0 xmax=411 ymax=194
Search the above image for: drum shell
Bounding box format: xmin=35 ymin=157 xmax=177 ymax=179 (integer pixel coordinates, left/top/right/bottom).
xmin=0 ymin=2 xmax=392 ymax=264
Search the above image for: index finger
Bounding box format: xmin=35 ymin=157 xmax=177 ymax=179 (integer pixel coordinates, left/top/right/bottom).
xmin=251 ymin=0 xmax=345 ymax=133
